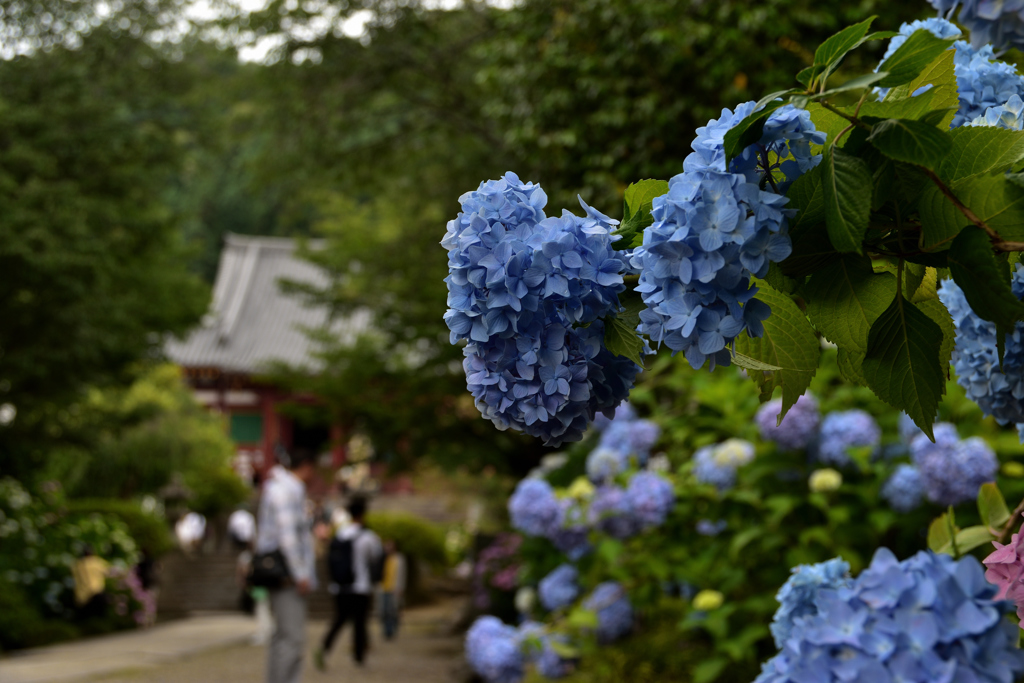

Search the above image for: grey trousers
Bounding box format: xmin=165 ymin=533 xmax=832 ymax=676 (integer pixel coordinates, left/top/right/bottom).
xmin=267 ymin=586 xmax=306 ymax=683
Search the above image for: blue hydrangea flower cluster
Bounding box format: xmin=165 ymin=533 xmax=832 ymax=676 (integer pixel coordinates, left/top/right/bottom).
xmin=538 ymin=564 xmax=579 ymax=612
xmin=533 ymin=637 xmax=574 ymax=680
xmin=591 ymin=402 xmax=636 ymax=431
xmin=466 ymin=616 xmax=524 ymax=683
xmin=912 ymin=429 xmax=999 ymax=506
xmin=696 ymin=519 xmax=728 ymax=536
xmin=585 ymin=447 xmax=627 ymax=484
xmin=582 ymin=582 xmax=633 ymax=643
xmin=938 ymin=273 xmax=1024 ymax=439
xmin=816 ymin=410 xmax=881 ymax=466
xmin=443 ymin=172 xmax=641 ymax=446
xmin=930 ymin=0 xmax=1024 ymax=51
xmin=968 ymin=93 xmax=1024 ymax=129
xmin=548 ymin=498 xmax=591 ymax=561
xmin=588 ymin=485 xmax=640 ymax=539
xmin=598 ymin=418 xmax=660 ymax=462
xmin=693 ymin=439 xmax=756 ymax=491
xmin=881 ymin=464 xmax=926 ymax=513
xmin=518 ymin=622 xmax=575 ymax=680
xmin=509 ymin=480 xmax=591 ymax=559
xmin=756 ymin=548 xmax=1024 ymax=683
xmin=624 ymin=471 xmax=675 ymax=529
xmin=755 ymin=394 xmax=820 ymax=451
xmin=508 ymin=479 xmax=561 ymax=537
xmin=879 ymin=19 xmax=1024 ymax=128
xmin=769 ymin=558 xmax=851 ymax=648
xmin=630 ymin=104 xmax=825 ymax=370
xmin=585 ymin=405 xmax=661 ymax=482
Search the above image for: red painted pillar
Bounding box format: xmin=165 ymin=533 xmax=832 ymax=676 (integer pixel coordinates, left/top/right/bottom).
xmin=261 ymin=389 xmax=277 ymax=470
xmin=331 ymin=424 xmax=346 ymax=468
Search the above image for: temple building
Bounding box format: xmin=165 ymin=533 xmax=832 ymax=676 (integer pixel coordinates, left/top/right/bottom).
xmin=166 ymin=233 xmax=368 ymax=477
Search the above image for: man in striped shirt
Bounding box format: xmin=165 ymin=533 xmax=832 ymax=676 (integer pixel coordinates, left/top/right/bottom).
xmin=257 ymin=448 xmax=317 ymax=683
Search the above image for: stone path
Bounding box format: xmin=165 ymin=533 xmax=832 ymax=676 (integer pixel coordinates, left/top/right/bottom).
xmin=0 ymin=600 xmax=466 ymax=683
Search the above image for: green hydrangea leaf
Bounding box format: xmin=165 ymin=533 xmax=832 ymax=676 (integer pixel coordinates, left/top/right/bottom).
xmin=953 ymin=525 xmax=997 ymax=554
xmin=805 ymin=255 xmax=896 ymax=354
xmin=862 ymin=294 xmax=945 ymax=440
xmin=867 ymin=118 xmax=952 ymax=169
xmin=947 ymin=225 xmax=1024 ymax=329
xmin=915 ymin=297 xmax=955 ymax=370
xmin=939 ymin=126 xmax=1024 ymax=182
xmin=734 ymin=284 xmax=820 ymax=418
xmin=723 ymin=100 xmax=787 ymax=166
xmin=822 ymin=145 xmax=872 ymax=253
xmin=928 ymin=513 xmax=953 ymax=554
xmin=614 ymin=179 xmax=669 ymax=249
xmin=978 ymin=482 xmax=1011 ymax=529
xmin=837 ymin=348 xmax=867 ymax=386
xmin=814 ymin=16 xmax=876 ymax=71
xmin=603 ymin=315 xmax=646 ymax=368
xmin=918 ymin=173 xmax=1024 ymax=250
xmin=878 ymin=48 xmax=958 ymax=127
xmin=876 ymin=30 xmax=956 ymax=88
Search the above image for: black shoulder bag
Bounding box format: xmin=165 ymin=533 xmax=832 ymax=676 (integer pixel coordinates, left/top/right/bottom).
xmin=249 ymin=549 xmax=291 ymax=589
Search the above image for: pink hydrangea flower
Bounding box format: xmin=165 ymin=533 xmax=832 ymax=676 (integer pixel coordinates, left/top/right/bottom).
xmin=983 ymin=525 xmax=1024 ymax=622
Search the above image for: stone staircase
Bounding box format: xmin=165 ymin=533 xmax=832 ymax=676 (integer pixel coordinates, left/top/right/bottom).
xmin=157 ymin=549 xmax=334 ymax=620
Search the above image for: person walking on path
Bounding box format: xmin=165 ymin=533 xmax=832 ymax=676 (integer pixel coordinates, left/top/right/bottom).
xmin=314 ymin=497 xmax=382 ymax=670
xmin=379 ymin=539 xmax=406 ymax=640
xmin=257 ymin=448 xmax=317 ymax=683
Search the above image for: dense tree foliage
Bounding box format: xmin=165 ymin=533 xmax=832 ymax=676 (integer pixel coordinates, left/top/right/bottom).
xmin=0 ymin=0 xmax=946 ymax=480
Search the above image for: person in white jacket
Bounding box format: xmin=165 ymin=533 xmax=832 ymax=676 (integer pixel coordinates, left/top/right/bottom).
xmin=256 ymin=449 xmax=317 ymax=683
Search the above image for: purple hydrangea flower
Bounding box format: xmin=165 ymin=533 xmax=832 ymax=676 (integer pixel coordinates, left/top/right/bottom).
xmin=582 ymin=582 xmax=633 ymax=643
xmin=912 ymin=427 xmax=998 ymax=506
xmin=756 ymin=394 xmax=820 ymax=451
xmin=466 ymin=616 xmax=524 ymax=683
xmin=547 ymin=499 xmax=591 ymax=561
xmin=817 ymin=410 xmax=881 ymax=466
xmin=624 ymin=471 xmax=675 ymax=529
xmin=882 ymin=464 xmax=925 ymax=513
xmin=508 ymin=479 xmax=561 ymax=537
xmin=588 ymin=485 xmax=639 ymax=539
xmin=538 ymin=564 xmax=579 ymax=611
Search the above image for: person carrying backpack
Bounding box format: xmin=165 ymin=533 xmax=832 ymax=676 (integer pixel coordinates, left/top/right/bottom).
xmin=314 ymin=496 xmax=382 ymax=670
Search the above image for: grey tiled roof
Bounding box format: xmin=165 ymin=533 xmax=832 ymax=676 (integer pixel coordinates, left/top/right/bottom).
xmin=166 ymin=234 xmax=368 ymax=374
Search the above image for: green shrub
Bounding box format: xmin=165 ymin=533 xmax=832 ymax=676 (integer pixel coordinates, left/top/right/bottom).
xmin=366 ymin=510 xmax=449 ymax=604
xmin=65 ymin=499 xmax=174 ymax=558
xmin=365 ymin=510 xmax=448 ymax=568
xmin=0 ymin=578 xmax=79 ymax=652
